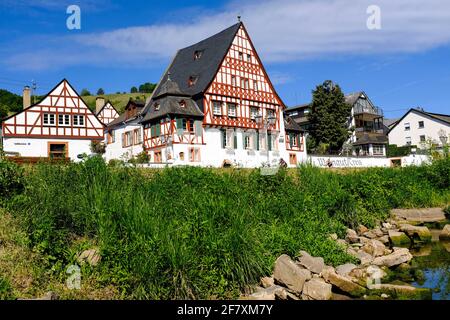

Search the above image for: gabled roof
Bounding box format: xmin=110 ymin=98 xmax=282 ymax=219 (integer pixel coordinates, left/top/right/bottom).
xmin=152 ymin=22 xmax=242 ymax=98
xmin=388 ymin=108 xmax=450 ymax=133
xmin=284 ymin=115 xmax=304 ymax=132
xmin=95 ymin=100 xmax=119 ymax=116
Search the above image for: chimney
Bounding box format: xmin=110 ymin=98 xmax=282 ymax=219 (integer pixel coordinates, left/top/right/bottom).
xmin=96 ymin=97 xmax=105 ymax=114
xmin=23 ymin=86 xmax=31 ymax=109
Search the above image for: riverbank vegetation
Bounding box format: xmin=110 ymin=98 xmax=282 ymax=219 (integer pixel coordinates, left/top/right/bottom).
xmin=0 ymin=157 xmax=449 ymax=299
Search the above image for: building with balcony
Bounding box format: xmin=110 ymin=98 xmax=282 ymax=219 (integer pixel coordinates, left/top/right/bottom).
xmin=285 ymin=91 xmax=388 ymax=156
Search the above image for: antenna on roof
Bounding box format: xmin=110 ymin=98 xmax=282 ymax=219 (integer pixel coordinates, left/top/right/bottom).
xmin=237 ymin=15 xmax=241 ymax=22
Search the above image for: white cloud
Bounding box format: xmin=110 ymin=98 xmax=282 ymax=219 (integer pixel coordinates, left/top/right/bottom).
xmin=3 ymin=0 xmax=450 ymax=71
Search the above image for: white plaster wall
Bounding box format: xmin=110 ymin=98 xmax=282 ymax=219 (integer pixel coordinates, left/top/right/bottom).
xmin=2 ymin=137 xmax=93 ymax=162
xmin=388 ymin=111 xmax=450 ymax=148
xmin=104 ymin=124 xmax=143 ymax=162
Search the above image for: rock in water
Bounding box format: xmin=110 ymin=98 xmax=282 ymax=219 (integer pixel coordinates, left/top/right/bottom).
xmin=369 ymin=284 xmax=432 ymax=300
xmin=388 ymin=230 xmax=411 ymax=246
xmin=298 ymin=251 xmax=325 ymax=274
xmin=439 ymin=225 xmax=450 ymax=241
xmin=301 ymin=278 xmax=332 ymax=300
xmin=321 ymin=266 xmax=366 ymax=297
xmin=362 ymin=239 xmax=386 ymax=257
xmin=391 ymin=208 xmax=446 ymax=224
xmin=372 ymin=248 xmax=413 ymax=267
xmin=273 ymin=254 xmax=312 ymax=294
xmin=399 ymin=224 xmax=432 ymax=243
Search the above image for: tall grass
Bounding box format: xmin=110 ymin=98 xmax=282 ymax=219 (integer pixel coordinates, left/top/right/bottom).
xmin=2 ymin=156 xmax=449 ymax=299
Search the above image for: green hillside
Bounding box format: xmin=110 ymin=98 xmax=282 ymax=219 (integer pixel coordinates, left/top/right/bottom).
xmin=82 ymin=93 xmax=151 ymax=114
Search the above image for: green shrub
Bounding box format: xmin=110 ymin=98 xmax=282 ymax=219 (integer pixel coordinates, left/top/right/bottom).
xmin=0 ymin=277 xmax=14 ymax=300
xmin=0 ymin=159 xmax=24 ymax=204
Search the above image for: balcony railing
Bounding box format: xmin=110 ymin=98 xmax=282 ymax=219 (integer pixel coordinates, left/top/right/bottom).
xmin=353 ymin=105 xmax=383 ymax=117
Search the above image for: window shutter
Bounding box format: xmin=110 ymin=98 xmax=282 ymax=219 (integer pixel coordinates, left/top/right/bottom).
xmin=176 ymin=118 xmax=184 ymax=135
xmin=268 ymin=133 xmax=272 ymax=151
xmin=233 ymin=132 xmax=237 ymax=149
xmin=194 ymin=120 xmax=202 ymax=137
xmin=156 ymin=124 xmax=161 ymax=136
xmin=121 ymin=133 xmax=125 ymax=147
xmin=242 ymin=134 xmax=246 ymax=149
xmin=289 ymin=133 xmax=293 ymax=148
xmin=256 ymin=131 xmax=259 ymax=150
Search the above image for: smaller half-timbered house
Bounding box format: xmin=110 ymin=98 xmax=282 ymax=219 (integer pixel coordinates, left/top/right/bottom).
xmin=1 ymin=79 xmax=104 ymax=161
xmin=96 ymin=100 xmax=119 ymax=125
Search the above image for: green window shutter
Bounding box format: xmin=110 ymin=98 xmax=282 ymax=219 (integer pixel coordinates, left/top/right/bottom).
xmin=151 ymin=125 xmax=155 ymax=137
xmin=195 ymin=120 xmax=203 ymax=137
xmin=289 ymin=133 xmax=293 ymax=148
xmin=243 ymin=134 xmax=246 ymax=149
xmin=256 ymin=131 xmax=259 ymax=150
xmin=176 ymin=118 xmax=184 ymax=130
xmin=268 ymin=133 xmax=272 ymax=151
xmin=233 ymin=132 xmax=238 ymax=149
xmin=156 ymin=124 xmax=161 ymax=136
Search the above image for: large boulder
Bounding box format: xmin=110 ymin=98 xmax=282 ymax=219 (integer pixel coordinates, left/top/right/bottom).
xmin=321 ymin=266 xmax=366 ymax=297
xmin=388 ymin=230 xmax=411 ymax=246
xmin=400 ymin=224 xmax=432 ymax=243
xmin=301 ymin=278 xmax=332 ymax=300
xmin=336 ymin=263 xmax=358 ymax=277
xmin=362 ymin=239 xmax=386 ymax=257
xmin=439 ymin=225 xmax=450 ymax=241
xmin=391 ymin=208 xmax=446 ymax=224
xmin=377 ymin=235 xmax=390 ymax=245
xmin=273 ymin=255 xmax=312 ymax=294
xmin=297 ymin=251 xmax=325 ymax=274
xmin=372 ymin=248 xmax=413 ymax=267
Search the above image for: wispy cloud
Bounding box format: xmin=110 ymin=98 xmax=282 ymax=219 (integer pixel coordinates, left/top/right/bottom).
xmin=3 ymin=0 xmax=450 ymax=71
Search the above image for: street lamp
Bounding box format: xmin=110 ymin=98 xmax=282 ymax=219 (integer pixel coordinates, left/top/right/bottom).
xmin=255 ymin=113 xmax=277 ymax=166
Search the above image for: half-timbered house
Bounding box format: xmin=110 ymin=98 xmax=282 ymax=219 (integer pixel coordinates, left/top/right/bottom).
xmin=95 ymin=99 xmax=119 ymax=125
xmin=103 ymin=99 xmax=145 ymax=162
xmin=138 ymin=21 xmax=307 ymax=167
xmin=1 ymin=79 xmax=104 ymax=161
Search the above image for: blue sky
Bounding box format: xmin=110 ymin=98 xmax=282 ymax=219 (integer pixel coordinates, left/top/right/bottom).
xmin=1 ymin=0 xmax=450 ymax=119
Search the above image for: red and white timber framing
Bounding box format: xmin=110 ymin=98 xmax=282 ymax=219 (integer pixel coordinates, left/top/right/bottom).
xmin=2 ymin=79 xmax=105 ymax=161
xmin=97 ymin=102 xmax=119 ymax=125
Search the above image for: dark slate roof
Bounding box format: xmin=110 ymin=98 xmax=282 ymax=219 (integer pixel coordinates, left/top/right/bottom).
xmin=284 ymin=115 xmax=304 ymax=132
xmin=152 ymin=22 xmax=242 ymax=98
xmin=352 ymin=133 xmax=388 ymax=146
xmin=142 ymin=94 xmax=203 ymax=122
xmin=153 ymin=76 xmax=185 ymax=99
xmin=286 ymin=103 xmax=310 ymax=112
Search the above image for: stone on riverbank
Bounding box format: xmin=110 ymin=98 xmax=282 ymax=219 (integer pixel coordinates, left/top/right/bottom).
xmin=372 ymin=248 xmax=413 ymax=267
xmin=248 ymin=285 xmax=285 ymax=300
xmin=301 ymin=278 xmax=332 ymax=300
xmin=345 ymin=229 xmax=359 ymax=243
xmin=336 ymin=263 xmax=357 ymax=277
xmin=391 ymin=208 xmax=446 ymax=224
xmin=362 ymin=239 xmax=386 ymax=257
xmin=260 ymin=276 xmax=274 ymax=288
xmin=298 ymin=251 xmax=325 ymax=274
xmin=399 ymin=224 xmax=432 ymax=243
xmin=273 ymin=255 xmax=312 ymax=294
xmin=388 ymin=230 xmax=411 ymax=246
xmin=321 ymin=266 xmax=366 ymax=297
xmin=439 ymin=224 xmax=450 ymax=241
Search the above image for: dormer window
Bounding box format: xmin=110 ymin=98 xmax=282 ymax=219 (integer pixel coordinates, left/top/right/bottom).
xmin=188 ymin=76 xmax=198 ymax=87
xmin=179 ymin=100 xmax=186 ymax=108
xmin=154 ymin=103 xmax=160 ymax=111
xmin=194 ymin=50 xmax=204 ymax=60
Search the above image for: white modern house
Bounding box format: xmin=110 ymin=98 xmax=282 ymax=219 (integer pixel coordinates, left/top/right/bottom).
xmin=388 ymin=108 xmax=450 ymax=149
xmin=1 ymin=79 xmax=104 ymax=161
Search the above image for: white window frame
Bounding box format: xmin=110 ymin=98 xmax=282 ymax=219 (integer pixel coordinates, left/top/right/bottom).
xmin=404 ymin=122 xmax=410 ymax=131
xmin=418 ymin=121 xmax=424 ymax=129
xmin=406 ymin=136 xmax=412 ymax=145
xmin=244 ymin=135 xmax=251 ymax=150
xmin=213 ymin=101 xmax=222 ymax=116
xmin=250 ymin=107 xmax=259 ymax=120
xmin=227 ymin=103 xmax=237 ymax=118
xmin=43 ymin=113 xmax=55 ymax=125
xmin=58 ymin=114 xmax=70 ymax=126
xmin=373 ymin=144 xmax=384 ymax=155
xmin=73 ymin=115 xmax=85 ymax=127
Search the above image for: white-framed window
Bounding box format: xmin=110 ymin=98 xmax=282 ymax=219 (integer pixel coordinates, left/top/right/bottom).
xmin=213 ymin=101 xmax=222 ymax=116
xmin=420 ymin=135 xmax=426 ymax=142
xmin=43 ymin=113 xmax=55 ymax=125
xmin=267 ymin=109 xmax=275 ymax=119
xmin=246 ymin=54 xmax=251 ymax=62
xmin=250 ymin=107 xmax=259 ymax=121
xmin=373 ymin=144 xmax=384 ymax=155
xmin=73 ymin=115 xmax=85 ymax=127
xmin=241 ymin=78 xmax=249 ymax=90
xmin=227 ymin=103 xmax=237 ymax=118
xmin=238 ymin=51 xmax=243 ymax=60
xmin=418 ymin=121 xmax=424 ymax=129
xmin=231 ymin=76 xmax=237 ymax=87
xmin=58 ymin=114 xmax=70 ymax=126
xmin=253 ymin=80 xmax=258 ymax=92
xmin=406 ymin=136 xmax=412 ymax=145
xmin=244 ymin=135 xmax=251 ymax=150
xmin=404 ymin=122 xmax=410 ymax=131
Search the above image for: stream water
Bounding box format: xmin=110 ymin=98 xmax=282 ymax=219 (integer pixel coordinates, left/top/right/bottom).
xmin=408 ymin=225 xmax=450 ymax=300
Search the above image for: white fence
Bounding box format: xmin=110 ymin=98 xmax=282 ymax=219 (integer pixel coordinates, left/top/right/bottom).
xmin=308 ymin=154 xmax=431 ymax=168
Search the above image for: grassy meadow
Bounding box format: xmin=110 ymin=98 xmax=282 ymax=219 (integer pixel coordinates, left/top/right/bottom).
xmin=0 ymin=157 xmax=449 ymax=299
